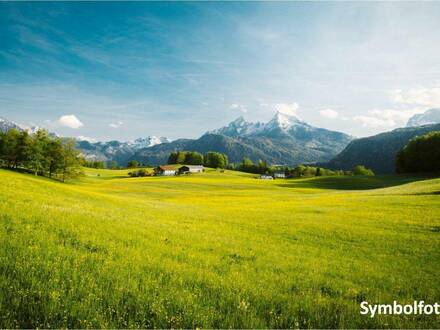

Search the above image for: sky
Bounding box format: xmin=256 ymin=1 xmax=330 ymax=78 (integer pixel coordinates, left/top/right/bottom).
xmin=1 ymin=2 xmax=440 ymax=141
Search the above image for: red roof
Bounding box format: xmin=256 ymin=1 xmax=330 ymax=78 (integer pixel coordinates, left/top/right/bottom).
xmin=157 ymin=165 xmax=178 ymax=171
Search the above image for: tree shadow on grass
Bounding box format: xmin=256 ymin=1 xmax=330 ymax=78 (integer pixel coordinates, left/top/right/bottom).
xmin=275 ymin=175 xmax=431 ymax=191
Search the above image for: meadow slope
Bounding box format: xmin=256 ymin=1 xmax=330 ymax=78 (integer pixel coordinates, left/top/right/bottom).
xmin=0 ymin=168 xmax=439 ymax=328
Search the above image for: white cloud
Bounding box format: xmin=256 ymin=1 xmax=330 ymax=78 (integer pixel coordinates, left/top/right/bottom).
xmin=353 ymin=115 xmax=395 ymax=128
xmin=58 ymin=114 xmax=83 ymax=129
xmin=392 ymin=86 xmax=440 ymax=108
xmin=109 ymin=121 xmax=124 ymax=128
xmin=369 ymin=109 xmax=419 ymax=122
xmin=229 ymin=103 xmax=247 ymax=113
xmin=274 ymin=103 xmax=299 ymax=116
xmin=353 ymin=85 xmax=439 ymax=130
xmin=353 ymin=107 xmax=425 ymax=129
xmin=319 ymin=108 xmax=339 ymax=119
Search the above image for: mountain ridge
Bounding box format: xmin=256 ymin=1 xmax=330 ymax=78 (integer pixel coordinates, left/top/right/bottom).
xmin=0 ymin=117 xmax=171 ymax=164
xmin=407 ymin=108 xmax=440 ymax=127
xmin=324 ymin=123 xmax=440 ymax=174
xmin=133 ymin=112 xmax=353 ymax=165
xmin=1 ymin=113 xmax=353 ymax=166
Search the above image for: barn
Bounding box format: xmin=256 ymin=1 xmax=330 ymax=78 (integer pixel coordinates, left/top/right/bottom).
xmin=274 ymin=172 xmax=286 ymax=178
xmin=154 ymin=165 xmax=178 ymax=176
xmin=178 ymin=165 xmax=204 ymax=174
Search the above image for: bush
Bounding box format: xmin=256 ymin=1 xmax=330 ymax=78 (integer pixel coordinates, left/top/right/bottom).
xmin=396 ymin=131 xmax=440 ymax=174
xmin=129 ymin=169 xmax=149 ymax=177
xmin=353 ymin=165 xmax=375 ymax=176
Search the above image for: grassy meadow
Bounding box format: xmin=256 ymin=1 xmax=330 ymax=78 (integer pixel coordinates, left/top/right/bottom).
xmin=0 ymin=167 xmax=439 ymax=328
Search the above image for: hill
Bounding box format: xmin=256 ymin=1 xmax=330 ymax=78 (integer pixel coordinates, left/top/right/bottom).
xmin=325 ymin=123 xmax=440 ymax=174
xmin=0 ymin=168 xmax=439 ymax=328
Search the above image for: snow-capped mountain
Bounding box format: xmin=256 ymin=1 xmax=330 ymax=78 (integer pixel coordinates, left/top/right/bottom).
xmin=210 ymin=111 xmax=346 ymax=141
xmin=78 ymin=136 xmax=171 ymax=163
xmin=1 ymin=113 xmax=352 ymax=166
xmin=76 ymin=137 xmax=171 ymax=163
xmin=0 ymin=117 xmax=23 ymax=133
xmin=209 ymin=116 xmax=265 ymax=137
xmin=0 ymin=116 xmax=171 ymax=165
xmin=0 ymin=117 xmax=57 ymax=138
xmin=407 ymin=108 xmax=440 ymax=127
xmin=264 ymin=111 xmax=303 ymax=131
xmin=210 ymin=112 xmax=307 ymax=137
xmin=131 ymin=136 xmax=171 ymax=148
xmin=135 ymin=112 xmax=353 ymax=166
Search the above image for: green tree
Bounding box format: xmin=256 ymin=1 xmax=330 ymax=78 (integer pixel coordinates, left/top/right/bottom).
xmin=16 ymin=131 xmax=31 ymax=168
xmin=28 ymin=130 xmax=50 ymax=175
xmin=396 ymin=131 xmax=440 ymax=173
xmin=176 ymin=151 xmax=187 ymax=164
xmin=353 ymin=165 xmax=375 ymax=176
xmin=109 ymin=161 xmax=118 ymax=169
xmin=204 ymin=152 xmax=228 ymax=168
xmin=239 ymin=157 xmax=255 ymax=173
xmin=127 ymin=160 xmax=139 ymax=168
xmin=185 ymin=151 xmax=204 ymax=165
xmin=167 ymin=152 xmax=178 ymax=164
xmin=0 ymin=128 xmax=83 ymax=182
xmin=257 ymin=159 xmax=268 ymax=174
xmin=242 ymin=157 xmax=254 ymax=167
xmin=316 ymin=167 xmax=322 ymax=176
xmin=0 ymin=129 xmax=21 ymax=168
xmin=60 ymin=139 xmax=83 ymax=182
xmin=44 ymin=138 xmax=64 ymax=178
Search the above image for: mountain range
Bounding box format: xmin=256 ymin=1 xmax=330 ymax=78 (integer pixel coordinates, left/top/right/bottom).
xmin=2 ymin=112 xmax=352 ymax=166
xmin=77 ymin=136 xmax=170 ymax=164
xmin=323 ymin=108 xmax=440 ymax=174
xmin=3 ymin=107 xmax=440 ymax=170
xmin=0 ymin=116 xmax=170 ymax=164
xmin=0 ymin=117 xmax=58 ymax=137
xmin=131 ymin=112 xmax=353 ymax=166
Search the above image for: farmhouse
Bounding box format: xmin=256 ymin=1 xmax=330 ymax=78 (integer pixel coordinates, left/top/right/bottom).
xmin=154 ymin=165 xmax=178 ymax=176
xmin=178 ymin=165 xmax=204 ymax=174
xmin=274 ymin=172 xmax=286 ymax=178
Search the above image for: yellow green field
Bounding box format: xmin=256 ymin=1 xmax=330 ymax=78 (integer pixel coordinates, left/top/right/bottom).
xmin=0 ymin=168 xmax=439 ymax=328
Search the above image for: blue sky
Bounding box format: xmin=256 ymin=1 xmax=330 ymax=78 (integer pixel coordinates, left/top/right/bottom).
xmin=1 ymin=2 xmax=440 ymax=141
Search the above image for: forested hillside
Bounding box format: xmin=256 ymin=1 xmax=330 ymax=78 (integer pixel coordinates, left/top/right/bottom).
xmin=325 ymin=124 xmax=440 ymax=174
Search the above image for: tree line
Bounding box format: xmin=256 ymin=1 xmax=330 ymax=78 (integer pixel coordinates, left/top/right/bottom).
xmin=167 ymin=151 xmax=228 ymax=168
xmin=166 ymin=150 xmax=375 ymax=177
xmin=396 ymin=131 xmax=440 ymax=174
xmin=0 ymin=129 xmax=82 ymax=182
xmin=229 ymin=159 xmax=374 ymax=177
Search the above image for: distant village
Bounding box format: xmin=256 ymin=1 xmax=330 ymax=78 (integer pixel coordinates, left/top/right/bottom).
xmin=153 ymin=164 xmax=286 ymax=179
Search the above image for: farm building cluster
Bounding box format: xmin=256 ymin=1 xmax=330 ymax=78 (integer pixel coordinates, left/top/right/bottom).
xmin=154 ymin=165 xmax=204 ymax=176
xmin=259 ymin=172 xmax=286 ymax=179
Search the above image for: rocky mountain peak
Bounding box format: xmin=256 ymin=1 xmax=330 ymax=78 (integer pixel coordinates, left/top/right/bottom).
xmin=407 ymin=108 xmax=440 ymax=127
